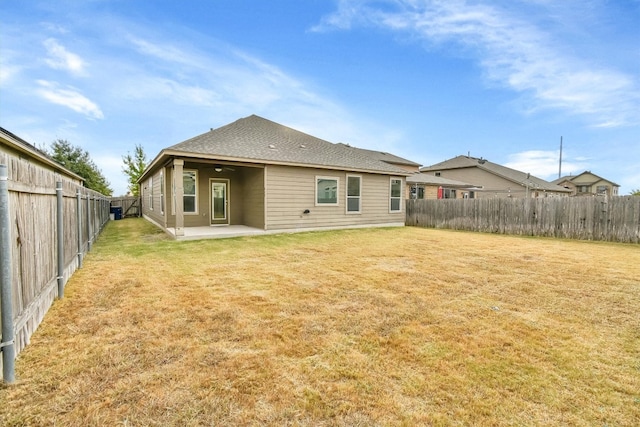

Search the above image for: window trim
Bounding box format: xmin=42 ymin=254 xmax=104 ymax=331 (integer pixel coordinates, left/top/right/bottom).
xmin=389 ymin=177 xmax=403 ymax=213
xmin=149 ymin=176 xmax=153 ymax=211
xmin=173 ymin=168 xmax=199 ymax=215
xmin=346 ymin=174 xmax=362 ymax=214
xmin=315 ymin=175 xmax=339 ymax=206
xmin=159 ymin=170 xmax=164 ymax=215
xmin=182 ymin=169 xmax=199 ymax=215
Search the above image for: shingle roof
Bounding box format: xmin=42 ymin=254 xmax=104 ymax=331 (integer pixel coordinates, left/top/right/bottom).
xmin=164 ymin=115 xmax=418 ymax=175
xmin=421 ymin=155 xmax=571 ymax=193
xmin=552 ymin=171 xmax=619 ymax=187
xmin=406 ymin=173 xmax=478 ymax=188
xmin=0 ymin=126 xmax=85 ymax=182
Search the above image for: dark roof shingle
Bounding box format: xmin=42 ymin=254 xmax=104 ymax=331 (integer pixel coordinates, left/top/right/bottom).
xmin=166 ymin=115 xmax=417 ymax=174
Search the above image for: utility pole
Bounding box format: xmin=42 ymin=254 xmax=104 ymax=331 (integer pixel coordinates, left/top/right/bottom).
xmin=558 ymin=136 xmax=563 ymax=179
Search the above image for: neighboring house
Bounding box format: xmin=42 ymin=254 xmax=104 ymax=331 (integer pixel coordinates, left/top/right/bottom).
xmin=552 ymin=171 xmax=619 ymax=197
xmin=406 ymin=173 xmax=481 ymax=199
xmin=420 ymin=155 xmax=571 ymax=198
xmin=0 ymin=127 xmax=84 ymax=185
xmin=138 ymin=115 xmax=420 ymax=238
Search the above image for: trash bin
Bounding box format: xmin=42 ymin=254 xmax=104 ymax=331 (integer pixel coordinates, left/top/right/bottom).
xmin=110 ymin=206 xmax=123 ymax=220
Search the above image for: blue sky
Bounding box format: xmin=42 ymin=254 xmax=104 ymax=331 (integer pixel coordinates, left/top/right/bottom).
xmin=1 ymin=0 xmax=639 ymax=195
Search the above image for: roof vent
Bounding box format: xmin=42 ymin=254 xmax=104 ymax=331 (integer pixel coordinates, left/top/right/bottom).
xmin=478 ymin=157 xmax=486 ymax=164
xmin=299 ymin=144 xmax=306 ymax=148
xmin=268 ymin=144 xmax=276 ymax=149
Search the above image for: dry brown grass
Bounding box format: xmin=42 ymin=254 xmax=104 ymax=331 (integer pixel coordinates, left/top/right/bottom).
xmin=1 ymin=219 xmax=639 ymax=426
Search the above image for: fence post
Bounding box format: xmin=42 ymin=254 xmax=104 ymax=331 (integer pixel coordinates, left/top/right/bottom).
xmin=76 ymin=190 xmax=83 ymax=268
xmin=87 ymin=194 xmax=92 ymax=251
xmin=0 ymin=164 xmax=16 ymax=383
xmin=56 ymin=181 xmax=64 ymax=299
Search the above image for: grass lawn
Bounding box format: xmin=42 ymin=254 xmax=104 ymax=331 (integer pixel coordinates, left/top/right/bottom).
xmin=1 ymin=218 xmax=639 ymax=426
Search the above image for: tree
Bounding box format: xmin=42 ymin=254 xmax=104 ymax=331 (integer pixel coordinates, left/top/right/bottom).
xmin=122 ymin=144 xmax=147 ymax=196
xmin=630 ymin=189 xmax=640 ymax=196
xmin=48 ymin=139 xmax=113 ymax=196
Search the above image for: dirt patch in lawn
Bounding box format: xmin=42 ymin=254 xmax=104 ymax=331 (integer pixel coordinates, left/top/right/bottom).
xmin=1 ymin=219 xmax=639 ymax=426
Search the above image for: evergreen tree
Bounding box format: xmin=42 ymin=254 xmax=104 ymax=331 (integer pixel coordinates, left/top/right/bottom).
xmin=48 ymin=139 xmax=113 ymax=195
xmin=122 ymin=144 xmax=147 ymax=196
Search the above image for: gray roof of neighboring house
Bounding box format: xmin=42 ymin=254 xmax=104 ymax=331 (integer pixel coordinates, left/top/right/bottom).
xmin=406 ymin=173 xmax=479 ymax=188
xmin=421 ymin=155 xmax=571 ymax=193
xmin=552 ymin=171 xmax=619 ymax=187
xmin=155 ymin=115 xmax=419 ymax=176
xmin=0 ymin=126 xmax=85 ymax=182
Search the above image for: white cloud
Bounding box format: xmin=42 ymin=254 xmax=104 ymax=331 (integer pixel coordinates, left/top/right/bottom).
xmin=43 ymin=38 xmax=87 ymax=76
xmin=505 ymin=150 xmax=587 ymax=179
xmin=36 ymin=80 xmax=104 ymax=119
xmin=314 ymin=0 xmax=640 ymax=127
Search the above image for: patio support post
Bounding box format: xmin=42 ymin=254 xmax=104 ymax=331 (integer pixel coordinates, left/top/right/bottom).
xmin=174 ymin=159 xmax=184 ymax=237
xmin=56 ymin=181 xmax=64 ymax=299
xmin=0 ymin=165 xmax=16 ymax=383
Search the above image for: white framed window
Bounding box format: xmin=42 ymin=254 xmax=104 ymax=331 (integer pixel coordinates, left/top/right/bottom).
xmin=390 ymin=178 xmax=402 ymax=212
xmin=159 ymin=170 xmax=164 ymax=214
xmin=316 ymin=176 xmax=339 ymax=206
xmin=149 ymin=176 xmax=153 ymax=210
xmin=183 ymin=170 xmax=198 ymax=214
xmin=346 ymin=175 xmax=361 ymax=213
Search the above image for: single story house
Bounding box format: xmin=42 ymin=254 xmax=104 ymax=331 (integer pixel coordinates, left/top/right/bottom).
xmin=552 ymin=171 xmax=619 ymax=197
xmin=406 ymin=173 xmax=482 ymax=199
xmin=138 ymin=115 xmax=420 ymax=238
xmin=420 ymin=155 xmax=571 ymax=198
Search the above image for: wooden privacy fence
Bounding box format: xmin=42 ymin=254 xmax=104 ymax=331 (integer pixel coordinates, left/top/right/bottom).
xmin=0 ymin=161 xmax=109 ymax=381
xmin=406 ymin=196 xmax=640 ymax=243
xmin=109 ymin=195 xmax=141 ymax=217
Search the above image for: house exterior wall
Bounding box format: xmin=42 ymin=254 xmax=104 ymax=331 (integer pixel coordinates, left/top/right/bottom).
xmin=240 ymin=167 xmax=265 ymax=228
xmin=141 ymin=167 xmax=166 ymax=227
xmin=264 ymin=164 xmax=404 ymax=231
xmin=142 ymin=162 xmax=266 ymax=229
xmin=571 ymin=173 xmax=618 ymax=196
xmin=426 ymin=168 xmax=567 ymax=198
xmin=426 ymin=168 xmax=521 ymax=198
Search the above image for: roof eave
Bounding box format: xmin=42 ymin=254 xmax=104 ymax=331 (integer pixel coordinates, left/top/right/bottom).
xmin=0 ymin=128 xmax=86 ymax=182
xmin=139 ymin=149 xmax=413 ymax=180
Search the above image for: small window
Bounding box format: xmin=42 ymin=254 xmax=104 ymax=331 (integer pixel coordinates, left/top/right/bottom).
xmin=578 ymin=185 xmax=591 ymax=193
xmin=149 ymin=176 xmax=153 ymax=210
xmin=183 ymin=170 xmax=198 ymax=213
xmin=443 ymin=188 xmax=457 ymax=199
xmin=316 ymin=176 xmax=339 ymax=205
xmin=390 ymin=178 xmax=402 ymax=212
xmin=346 ymin=175 xmax=361 ymax=213
xmin=160 ymin=171 xmax=164 ymax=214
xmin=410 ymin=186 xmax=425 ymax=199
xmin=435 ymin=172 xmax=441 ymax=177
xmin=596 ymin=185 xmax=607 ymax=194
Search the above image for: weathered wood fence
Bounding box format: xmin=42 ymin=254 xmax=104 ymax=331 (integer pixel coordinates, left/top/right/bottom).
xmin=406 ymin=196 xmax=640 ymax=243
xmin=109 ymin=196 xmax=141 ymax=217
xmin=0 ymin=159 xmax=109 ymax=381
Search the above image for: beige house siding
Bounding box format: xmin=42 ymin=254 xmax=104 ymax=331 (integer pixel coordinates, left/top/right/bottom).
xmin=427 ymin=168 xmax=566 ymax=198
xmin=240 ymin=167 xmax=265 ymax=228
xmin=427 ymin=168 xmax=517 ymax=198
xmin=265 ymin=165 xmax=404 ymax=231
xmin=141 ymin=168 xmax=166 ymax=226
xmin=572 ymin=173 xmax=617 ymax=196
xmin=143 ymin=163 xmax=267 ymax=229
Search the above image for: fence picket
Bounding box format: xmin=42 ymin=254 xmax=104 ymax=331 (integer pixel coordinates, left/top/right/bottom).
xmin=406 ymin=196 xmax=640 ymax=243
